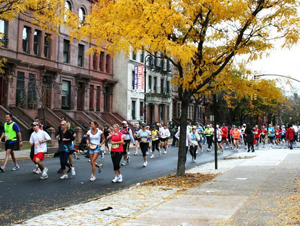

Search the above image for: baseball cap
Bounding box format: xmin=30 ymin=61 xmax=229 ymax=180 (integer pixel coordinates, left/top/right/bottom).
xmin=32 ymin=122 xmax=39 ymax=126
xmin=122 ymin=121 xmax=127 ymax=124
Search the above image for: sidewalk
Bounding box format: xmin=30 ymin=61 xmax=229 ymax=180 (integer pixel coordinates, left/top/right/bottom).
xmin=14 ymin=147 xmax=300 ymax=226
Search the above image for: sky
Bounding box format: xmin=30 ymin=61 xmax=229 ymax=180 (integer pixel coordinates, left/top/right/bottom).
xmin=249 ymin=43 xmax=300 ymax=95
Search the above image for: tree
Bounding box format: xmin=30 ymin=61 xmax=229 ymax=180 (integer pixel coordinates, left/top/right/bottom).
xmin=69 ymin=0 xmax=300 ymax=176
xmin=0 ymin=0 xmax=66 ymax=32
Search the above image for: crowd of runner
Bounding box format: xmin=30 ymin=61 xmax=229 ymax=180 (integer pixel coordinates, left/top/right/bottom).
xmin=0 ymin=113 xmax=298 ymax=183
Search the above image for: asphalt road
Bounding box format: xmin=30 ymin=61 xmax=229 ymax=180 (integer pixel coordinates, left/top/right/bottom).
xmin=0 ymin=144 xmax=241 ymax=225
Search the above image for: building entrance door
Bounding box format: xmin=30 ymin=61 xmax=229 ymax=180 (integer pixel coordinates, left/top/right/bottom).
xmin=0 ymin=76 xmax=7 ymax=106
xmin=77 ymin=82 xmax=85 ymax=111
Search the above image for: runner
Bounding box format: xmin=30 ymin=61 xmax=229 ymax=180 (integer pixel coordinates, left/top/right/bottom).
xmin=241 ymin=124 xmax=247 ymax=149
xmin=86 ymin=121 xmax=105 ymax=182
xmin=216 ymin=125 xmax=224 ymax=153
xmin=221 ymin=123 xmax=229 ymax=149
xmin=196 ymin=123 xmax=204 ymax=153
xmin=281 ymin=125 xmax=286 ymax=146
xmin=57 ymin=120 xmax=76 ymax=180
xmin=275 ymin=125 xmax=282 ymax=148
xmin=103 ymin=125 xmax=110 ymax=154
xmin=137 ymin=123 xmax=151 ymax=167
xmin=261 ymin=125 xmax=268 ymax=148
xmin=232 ymin=125 xmax=241 ymax=152
xmin=0 ymin=114 xmax=23 ymax=172
xmin=268 ymin=124 xmax=275 ymax=148
xmin=150 ymin=125 xmax=161 ymax=158
xmin=120 ymin=121 xmax=135 ymax=166
xmin=134 ymin=124 xmax=141 ymax=156
xmin=29 ymin=121 xmax=51 ymax=180
xmin=245 ymin=124 xmax=255 ymax=152
xmin=204 ymin=125 xmax=213 ymax=151
xmin=175 ymin=126 xmax=192 ymax=164
xmin=106 ymin=124 xmax=124 ymax=183
xmin=188 ymin=127 xmax=200 ymax=162
xmin=160 ymin=125 xmax=170 ymax=154
xmin=253 ymin=125 xmax=261 ymax=149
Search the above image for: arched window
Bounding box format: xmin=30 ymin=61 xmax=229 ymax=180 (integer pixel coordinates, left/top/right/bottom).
xmin=79 ymin=7 xmax=85 ymax=24
xmin=64 ymin=1 xmax=71 ymax=21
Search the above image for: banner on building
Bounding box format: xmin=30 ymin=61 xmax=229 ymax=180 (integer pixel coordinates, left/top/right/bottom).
xmin=134 ymin=65 xmax=145 ymax=92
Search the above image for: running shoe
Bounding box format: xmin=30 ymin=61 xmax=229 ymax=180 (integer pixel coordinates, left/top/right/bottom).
xmin=163 ymin=151 xmax=167 ymax=154
xmin=90 ymin=174 xmax=96 ymax=182
xmin=60 ymin=174 xmax=68 ymax=180
xmin=112 ymin=177 xmax=118 ymax=183
xmin=150 ymin=154 xmax=155 ymax=159
xmin=57 ymin=168 xmax=63 ymax=173
xmin=121 ymin=161 xmax=127 ymax=166
xmin=0 ymin=166 xmax=5 ymax=172
xmin=11 ymin=165 xmax=20 ymax=171
xmin=126 ymin=156 xmax=130 ymax=163
xmin=42 ymin=167 xmax=48 ymax=175
xmin=134 ymin=153 xmax=137 ymax=156
xmin=143 ymin=161 xmax=148 ymax=167
xmin=40 ymin=173 xmax=48 ymax=180
xmin=117 ymin=174 xmax=123 ymax=183
xmin=71 ymin=167 xmax=76 ymax=176
xmin=35 ymin=168 xmax=42 ymax=174
xmin=98 ymin=164 xmax=103 ymax=173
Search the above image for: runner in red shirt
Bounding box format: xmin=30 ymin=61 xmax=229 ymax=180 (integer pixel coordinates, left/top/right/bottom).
xmin=221 ymin=123 xmax=229 ymax=149
xmin=261 ymin=125 xmax=268 ymax=148
xmin=275 ymin=126 xmax=282 ymax=147
xmin=253 ymin=125 xmax=261 ymax=149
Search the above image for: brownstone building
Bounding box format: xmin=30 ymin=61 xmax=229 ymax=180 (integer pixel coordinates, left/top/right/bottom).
xmin=0 ymin=0 xmax=120 ymax=140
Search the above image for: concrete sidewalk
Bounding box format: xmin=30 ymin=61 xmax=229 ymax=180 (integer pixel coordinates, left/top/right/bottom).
xmin=13 ymin=147 xmax=300 ymax=225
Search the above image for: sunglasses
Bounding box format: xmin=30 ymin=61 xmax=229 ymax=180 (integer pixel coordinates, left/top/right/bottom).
xmin=61 ymin=124 xmax=66 ymax=126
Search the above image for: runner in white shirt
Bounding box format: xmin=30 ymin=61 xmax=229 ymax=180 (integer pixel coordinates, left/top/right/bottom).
xmin=29 ymin=122 xmax=51 ymax=180
xmin=86 ymin=121 xmax=105 ymax=182
xmin=161 ymin=125 xmax=171 ymax=154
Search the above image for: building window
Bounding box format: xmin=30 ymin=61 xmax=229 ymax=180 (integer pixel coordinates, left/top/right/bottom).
xmin=140 ymin=101 xmax=143 ymax=117
xmin=106 ymin=54 xmax=110 ymax=73
xmin=28 ymin=74 xmax=36 ymax=107
xmin=22 ymin=26 xmax=30 ymax=53
xmin=93 ymin=54 xmax=97 ymax=70
xmin=132 ymin=100 xmax=136 ymax=120
xmin=64 ymin=1 xmax=71 ymax=21
xmin=0 ymin=20 xmax=8 ymax=48
xmin=154 ymin=77 xmax=157 ymax=92
xmin=132 ymin=71 xmax=135 ymax=90
xmin=160 ymin=104 xmax=164 ymax=122
xmin=132 ymin=51 xmax=136 ymax=61
xmin=61 ymin=80 xmax=71 ymax=109
xmin=99 ymin=52 xmax=104 ymax=71
xmin=79 ymin=7 xmax=86 ymax=24
xmin=166 ymin=81 xmax=170 ymax=94
xmin=160 ymin=78 xmax=164 ymax=94
xmin=16 ymin=72 xmax=25 ymax=106
xmin=89 ymin=85 xmax=94 ymax=110
xmin=33 ymin=30 xmax=41 ymax=56
xmin=78 ymin=44 xmax=84 ymax=67
xmin=96 ymin=86 xmax=100 ymax=111
xmin=63 ymin=39 xmax=70 ymax=63
xmin=44 ymin=34 xmax=51 ymax=58
xmin=148 ymin=75 xmax=152 ymax=91
xmin=140 ymin=51 xmax=144 ymax=63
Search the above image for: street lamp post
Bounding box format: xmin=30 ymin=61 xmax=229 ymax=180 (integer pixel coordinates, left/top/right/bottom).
xmin=144 ymin=54 xmax=152 ymax=124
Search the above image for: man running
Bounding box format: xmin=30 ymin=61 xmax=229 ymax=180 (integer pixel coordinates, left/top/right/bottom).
xmin=253 ymin=125 xmax=261 ymax=149
xmin=120 ymin=121 xmax=134 ymax=166
xmin=29 ymin=121 xmax=51 ymax=180
xmin=0 ymin=114 xmax=23 ymax=172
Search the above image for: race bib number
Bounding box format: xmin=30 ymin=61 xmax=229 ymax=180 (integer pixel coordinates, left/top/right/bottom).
xmin=141 ymin=137 xmax=147 ymax=143
xmin=35 ymin=141 xmax=42 ymax=149
xmin=90 ymin=144 xmax=97 ymax=149
xmin=112 ymin=144 xmax=119 ymax=149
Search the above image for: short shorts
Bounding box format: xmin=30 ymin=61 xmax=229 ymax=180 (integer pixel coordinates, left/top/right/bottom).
xmin=5 ymin=142 xmax=16 ymax=151
xmin=33 ymin=152 xmax=45 ymax=162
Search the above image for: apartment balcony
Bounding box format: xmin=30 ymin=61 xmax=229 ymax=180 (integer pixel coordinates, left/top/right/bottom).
xmin=146 ymin=92 xmax=171 ymax=105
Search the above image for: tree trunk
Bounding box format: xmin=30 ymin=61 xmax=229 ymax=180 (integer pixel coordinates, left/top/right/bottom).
xmin=177 ymin=96 xmax=189 ymax=176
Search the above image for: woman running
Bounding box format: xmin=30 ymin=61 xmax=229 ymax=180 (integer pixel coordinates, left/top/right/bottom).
xmin=216 ymin=125 xmax=224 ymax=153
xmin=232 ymin=126 xmax=241 ymax=152
xmin=150 ymin=125 xmax=161 ymax=158
xmin=189 ymin=127 xmax=200 ymax=162
xmin=134 ymin=124 xmax=141 ymax=156
xmin=137 ymin=123 xmax=151 ymax=167
xmin=160 ymin=125 xmax=170 ymax=154
xmin=107 ymin=124 xmax=124 ymax=183
xmin=86 ymin=121 xmax=105 ymax=182
xmin=57 ymin=121 xmax=75 ymax=179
